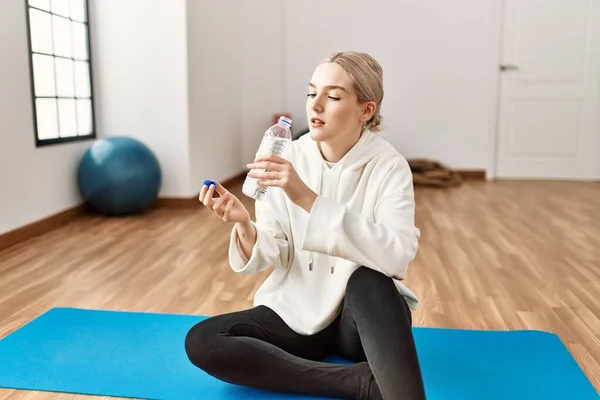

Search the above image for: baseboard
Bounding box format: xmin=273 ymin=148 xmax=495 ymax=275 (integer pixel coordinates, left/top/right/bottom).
xmin=155 ymin=172 xmax=246 ymax=208
xmin=0 ymin=205 xmax=86 ymax=252
xmin=457 ymin=169 xmax=486 ymax=180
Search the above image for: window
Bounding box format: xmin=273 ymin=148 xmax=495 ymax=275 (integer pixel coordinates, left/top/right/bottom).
xmin=25 ymin=0 xmax=95 ymax=146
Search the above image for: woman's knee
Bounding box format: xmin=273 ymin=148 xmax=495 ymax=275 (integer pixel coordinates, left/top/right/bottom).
xmin=346 ymin=267 xmax=405 ymax=308
xmin=184 ymin=319 xmax=226 ymax=373
xmin=347 ymin=266 xmax=392 ymax=295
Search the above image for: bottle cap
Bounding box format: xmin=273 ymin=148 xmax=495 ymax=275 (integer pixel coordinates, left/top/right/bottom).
xmin=278 ymin=116 xmax=292 ymax=126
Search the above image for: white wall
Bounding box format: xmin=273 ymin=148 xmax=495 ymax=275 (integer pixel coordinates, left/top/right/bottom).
xmin=92 ymin=0 xmax=248 ymax=197
xmin=91 ymin=0 xmax=193 ymax=197
xmin=0 ymin=0 xmax=90 ymax=235
xmin=186 ymin=0 xmax=243 ymax=193
xmin=239 ymin=0 xmax=287 ymax=165
xmin=283 ymin=0 xmax=501 ymax=172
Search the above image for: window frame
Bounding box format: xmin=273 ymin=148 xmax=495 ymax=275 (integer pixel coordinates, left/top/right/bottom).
xmin=24 ymin=0 xmax=97 ymax=147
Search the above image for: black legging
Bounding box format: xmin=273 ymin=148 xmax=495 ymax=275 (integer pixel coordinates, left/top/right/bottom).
xmin=184 ymin=267 xmax=426 ymax=399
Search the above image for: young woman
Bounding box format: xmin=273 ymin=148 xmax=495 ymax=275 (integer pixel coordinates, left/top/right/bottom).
xmin=185 ymin=51 xmax=426 ymax=400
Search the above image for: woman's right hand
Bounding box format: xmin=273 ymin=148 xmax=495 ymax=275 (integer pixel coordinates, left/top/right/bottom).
xmin=199 ymin=182 xmax=250 ymax=224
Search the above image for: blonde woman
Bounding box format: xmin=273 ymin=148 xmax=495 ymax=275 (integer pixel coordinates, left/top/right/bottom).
xmin=185 ymin=51 xmax=426 ymax=400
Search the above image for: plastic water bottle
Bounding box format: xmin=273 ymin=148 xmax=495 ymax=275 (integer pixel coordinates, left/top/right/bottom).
xmin=243 ymin=116 xmax=293 ymax=201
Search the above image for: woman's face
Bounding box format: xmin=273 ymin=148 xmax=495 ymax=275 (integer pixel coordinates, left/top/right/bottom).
xmin=305 ymin=62 xmax=373 ymax=143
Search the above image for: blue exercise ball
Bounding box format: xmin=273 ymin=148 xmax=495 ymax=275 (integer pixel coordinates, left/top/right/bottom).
xmin=78 ymin=136 xmax=162 ymax=216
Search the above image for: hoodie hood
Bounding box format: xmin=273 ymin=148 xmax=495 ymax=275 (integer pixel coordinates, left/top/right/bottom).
xmin=295 ymin=128 xmax=400 ymax=194
xmin=302 ymin=128 xmax=398 ymax=170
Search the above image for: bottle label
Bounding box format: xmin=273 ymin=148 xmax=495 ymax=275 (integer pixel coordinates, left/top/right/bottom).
xmin=256 ymin=137 xmax=289 ymax=158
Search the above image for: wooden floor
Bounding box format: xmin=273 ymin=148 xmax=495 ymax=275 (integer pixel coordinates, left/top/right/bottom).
xmin=1 ymin=180 xmax=599 ymax=398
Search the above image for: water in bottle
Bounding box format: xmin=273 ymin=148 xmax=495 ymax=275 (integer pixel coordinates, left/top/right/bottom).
xmin=243 ymin=116 xmax=293 ymax=201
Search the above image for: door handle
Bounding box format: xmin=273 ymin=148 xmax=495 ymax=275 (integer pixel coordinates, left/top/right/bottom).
xmin=500 ymin=64 xmax=519 ymax=71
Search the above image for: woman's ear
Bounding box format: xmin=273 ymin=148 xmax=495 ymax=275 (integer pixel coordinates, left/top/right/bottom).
xmin=360 ymin=101 xmax=377 ymax=124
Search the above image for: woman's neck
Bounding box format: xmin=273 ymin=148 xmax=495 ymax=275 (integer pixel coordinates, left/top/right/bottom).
xmin=318 ymin=129 xmax=363 ymax=162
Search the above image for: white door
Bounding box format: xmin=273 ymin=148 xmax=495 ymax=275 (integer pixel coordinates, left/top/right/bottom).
xmin=495 ymin=0 xmax=600 ymax=180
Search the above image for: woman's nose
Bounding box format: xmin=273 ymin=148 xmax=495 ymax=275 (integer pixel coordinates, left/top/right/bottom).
xmin=311 ymin=97 xmax=324 ymax=113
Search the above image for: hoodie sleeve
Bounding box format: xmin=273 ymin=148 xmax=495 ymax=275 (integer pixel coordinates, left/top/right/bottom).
xmin=301 ymin=159 xmax=419 ymax=280
xmin=228 ymin=188 xmax=292 ymax=274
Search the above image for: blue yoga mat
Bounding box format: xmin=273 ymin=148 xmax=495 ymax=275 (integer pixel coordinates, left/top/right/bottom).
xmin=0 ymin=307 xmax=597 ymax=399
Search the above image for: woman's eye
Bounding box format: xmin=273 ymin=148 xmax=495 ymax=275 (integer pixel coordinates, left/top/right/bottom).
xmin=306 ymin=93 xmax=340 ymax=100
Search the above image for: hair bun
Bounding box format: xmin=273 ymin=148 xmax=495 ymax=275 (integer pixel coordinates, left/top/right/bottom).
xmin=367 ymin=112 xmax=382 ymax=132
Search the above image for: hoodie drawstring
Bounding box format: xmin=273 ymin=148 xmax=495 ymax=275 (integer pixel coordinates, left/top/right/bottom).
xmin=308 ymin=162 xmax=322 ymax=273
xmin=328 ymin=168 xmax=343 ymax=274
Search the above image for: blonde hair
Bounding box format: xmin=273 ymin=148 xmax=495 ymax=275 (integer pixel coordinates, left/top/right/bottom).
xmin=322 ymin=51 xmax=384 ymax=132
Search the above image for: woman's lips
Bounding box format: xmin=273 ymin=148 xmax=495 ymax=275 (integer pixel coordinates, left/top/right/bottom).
xmin=311 ymin=118 xmax=325 ymax=127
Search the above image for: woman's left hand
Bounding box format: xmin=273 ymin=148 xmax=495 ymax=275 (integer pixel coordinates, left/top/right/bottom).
xmin=247 ymin=154 xmax=317 ymax=212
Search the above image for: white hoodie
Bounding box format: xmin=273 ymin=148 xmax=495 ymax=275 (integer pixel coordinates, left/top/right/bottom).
xmin=228 ymin=129 xmax=420 ymax=335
